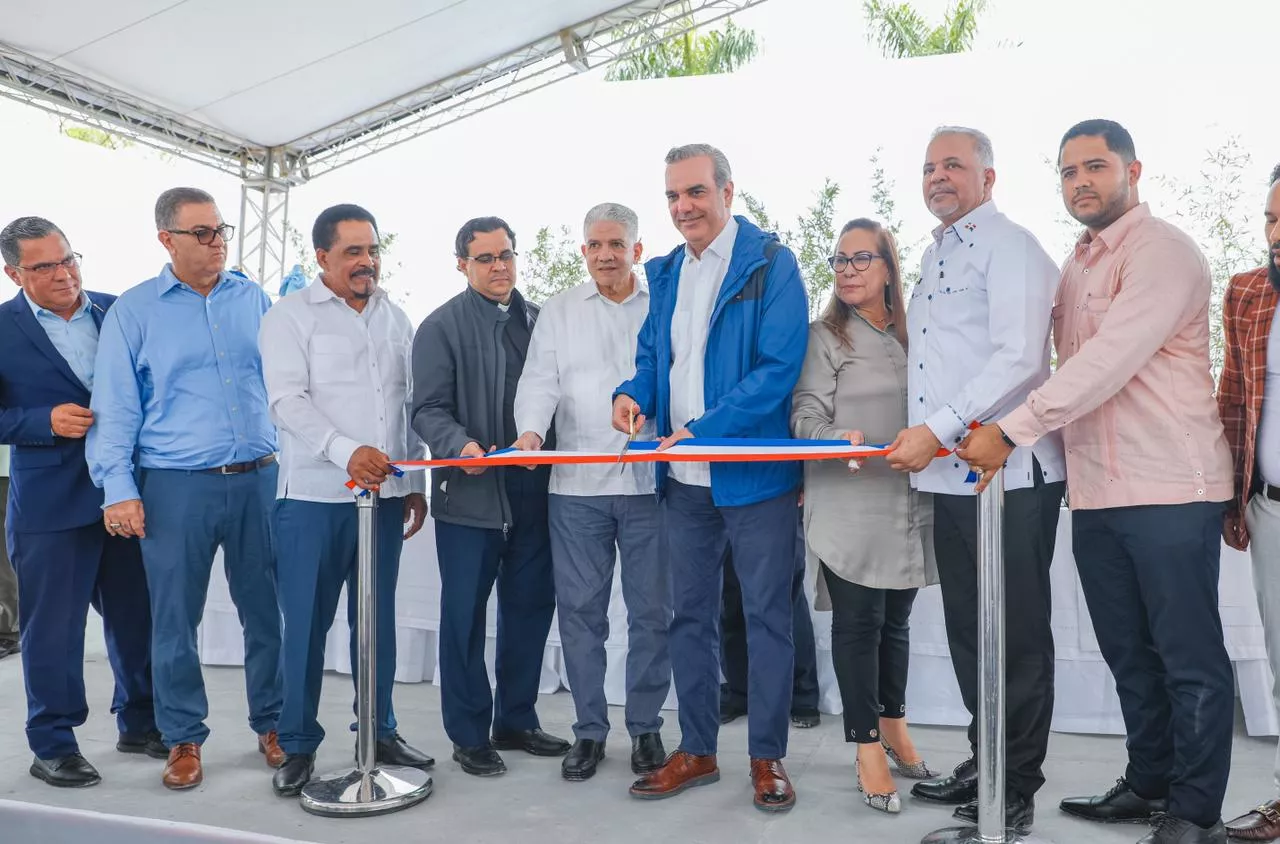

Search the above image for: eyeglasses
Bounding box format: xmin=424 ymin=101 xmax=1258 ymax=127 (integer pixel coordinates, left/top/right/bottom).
xmin=467 ymin=250 xmax=517 ymax=266
xmin=166 ymin=224 xmax=235 ymax=246
xmin=827 ymin=252 xmax=884 ymax=273
xmin=15 ymin=252 xmax=81 ymax=277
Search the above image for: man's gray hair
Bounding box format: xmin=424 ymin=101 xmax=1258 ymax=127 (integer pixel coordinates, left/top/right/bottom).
xmin=665 ymin=143 xmax=733 ymax=188
xmin=0 ymin=216 xmax=67 ymax=266
xmin=931 ymin=125 xmax=995 ymax=169
xmin=155 ymin=187 xmax=217 ymax=231
xmin=583 ymin=202 xmax=639 ymax=244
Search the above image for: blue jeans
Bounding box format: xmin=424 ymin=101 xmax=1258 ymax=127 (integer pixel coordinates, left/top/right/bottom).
xmin=272 ymin=497 xmax=404 ymax=754
xmin=137 ymin=465 xmax=282 ymax=747
xmin=662 ymin=480 xmax=798 ymax=759
xmin=548 ymin=493 xmax=671 ymax=741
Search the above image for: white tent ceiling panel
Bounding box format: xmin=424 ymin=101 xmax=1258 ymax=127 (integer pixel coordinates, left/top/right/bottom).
xmin=4 ymin=0 xmax=645 ymax=147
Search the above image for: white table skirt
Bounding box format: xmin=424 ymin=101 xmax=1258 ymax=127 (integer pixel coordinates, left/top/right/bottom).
xmin=197 ymin=508 xmax=1278 ymax=738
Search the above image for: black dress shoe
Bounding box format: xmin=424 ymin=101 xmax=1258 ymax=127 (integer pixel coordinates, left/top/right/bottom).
xmin=720 ymin=699 xmax=748 ymax=725
xmin=452 ymin=744 xmax=507 ymax=777
xmin=954 ymin=792 xmax=1035 ymax=832
xmin=911 ymin=756 xmax=978 ymax=804
xmin=117 ymin=729 xmax=167 ymax=760
xmin=790 ymin=709 xmax=821 ymax=729
xmin=0 ymin=636 xmax=19 ymax=660
xmin=491 ymin=728 xmax=571 ymax=757
xmin=30 ymin=753 xmax=101 ymax=788
xmin=1060 ymin=777 xmax=1169 ymax=823
xmin=1138 ymin=814 xmax=1227 ymax=843
xmin=561 ymin=739 xmax=605 ymax=781
xmin=372 ymin=732 xmax=435 ymax=770
xmin=272 ymin=753 xmax=315 ymax=797
xmin=630 ymin=732 xmax=666 ymax=774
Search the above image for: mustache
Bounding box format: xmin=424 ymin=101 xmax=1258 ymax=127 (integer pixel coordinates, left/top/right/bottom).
xmin=352 ymin=268 xmax=375 ymax=279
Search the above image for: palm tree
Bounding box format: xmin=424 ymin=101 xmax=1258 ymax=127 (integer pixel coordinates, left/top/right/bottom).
xmin=862 ymin=0 xmax=988 ymax=59
xmin=606 ymin=13 xmax=759 ymax=81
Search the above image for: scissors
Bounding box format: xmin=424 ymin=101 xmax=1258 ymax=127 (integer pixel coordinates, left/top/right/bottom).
xmin=616 ymin=405 xmax=636 ymax=472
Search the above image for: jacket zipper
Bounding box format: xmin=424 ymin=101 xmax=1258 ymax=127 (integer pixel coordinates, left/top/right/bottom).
xmin=494 ymin=312 xmax=512 ymax=537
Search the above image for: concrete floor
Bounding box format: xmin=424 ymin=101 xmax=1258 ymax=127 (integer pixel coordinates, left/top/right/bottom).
xmin=0 ymin=627 xmax=1272 ymax=844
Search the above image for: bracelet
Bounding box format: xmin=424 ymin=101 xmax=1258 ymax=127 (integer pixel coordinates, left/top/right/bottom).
xmin=996 ymin=426 xmax=1016 ymax=448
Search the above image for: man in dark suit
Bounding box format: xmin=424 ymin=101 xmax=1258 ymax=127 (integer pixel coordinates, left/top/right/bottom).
xmin=0 ymin=216 xmax=157 ymax=788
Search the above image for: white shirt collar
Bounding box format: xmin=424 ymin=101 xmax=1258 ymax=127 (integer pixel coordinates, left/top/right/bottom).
xmin=580 ymin=274 xmax=648 ymax=305
xmin=687 ymin=215 xmax=739 ymax=264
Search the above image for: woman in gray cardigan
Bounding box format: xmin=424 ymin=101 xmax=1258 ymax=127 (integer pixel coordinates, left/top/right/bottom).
xmin=792 ymin=218 xmax=938 ymax=814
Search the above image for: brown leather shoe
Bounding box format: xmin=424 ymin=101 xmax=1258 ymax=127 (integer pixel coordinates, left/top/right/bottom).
xmin=1226 ymin=799 xmax=1280 ymax=841
xmin=162 ymin=743 xmax=202 ymax=790
xmin=750 ymin=758 xmax=796 ymax=813
xmin=258 ymin=730 xmax=285 ymax=769
xmin=629 ymin=750 xmax=719 ymax=800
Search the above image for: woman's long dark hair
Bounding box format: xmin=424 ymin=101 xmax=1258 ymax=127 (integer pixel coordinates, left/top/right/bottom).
xmin=820 ymin=218 xmax=908 ymax=351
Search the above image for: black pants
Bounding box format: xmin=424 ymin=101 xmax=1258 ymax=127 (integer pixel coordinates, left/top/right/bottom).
xmin=1072 ymin=502 xmax=1233 ymax=828
xmin=933 ymin=463 xmax=1063 ymax=798
xmin=721 ymin=508 xmax=819 ymax=715
xmin=821 ymin=564 xmax=916 ymax=743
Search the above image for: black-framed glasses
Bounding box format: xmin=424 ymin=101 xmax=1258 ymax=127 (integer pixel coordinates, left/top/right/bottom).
xmin=827 ymin=252 xmax=884 ymax=273
xmin=167 ymin=224 xmax=235 ymax=245
xmin=16 ymin=252 xmax=81 ymax=276
xmin=467 ymin=250 xmax=517 ymax=265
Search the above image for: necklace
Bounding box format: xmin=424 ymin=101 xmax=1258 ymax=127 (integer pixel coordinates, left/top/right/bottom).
xmin=859 ymin=308 xmax=890 ymax=331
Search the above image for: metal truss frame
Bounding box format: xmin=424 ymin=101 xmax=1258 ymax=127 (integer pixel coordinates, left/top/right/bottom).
xmin=0 ymin=0 xmax=767 ymax=285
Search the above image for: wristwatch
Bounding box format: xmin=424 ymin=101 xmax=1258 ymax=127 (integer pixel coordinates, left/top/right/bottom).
xmin=996 ymin=425 xmax=1016 ymax=448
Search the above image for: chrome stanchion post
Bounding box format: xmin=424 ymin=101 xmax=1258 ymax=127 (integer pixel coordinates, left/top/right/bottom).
xmin=300 ymin=490 xmax=432 ymax=817
xmin=921 ymin=469 xmax=1052 ymax=844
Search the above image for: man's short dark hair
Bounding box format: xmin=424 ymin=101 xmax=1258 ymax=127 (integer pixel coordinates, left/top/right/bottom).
xmin=155 ymin=187 xmax=217 ymax=231
xmin=0 ymin=216 xmax=67 ymax=266
xmin=312 ymin=204 xmax=379 ymax=251
xmin=455 ymin=217 xmax=516 ymax=259
xmin=1270 ymin=163 xmax=1280 ymax=187
xmin=1059 ymin=119 xmax=1137 ymax=164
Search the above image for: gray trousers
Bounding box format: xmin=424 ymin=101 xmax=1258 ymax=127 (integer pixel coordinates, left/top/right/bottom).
xmin=1246 ymin=493 xmax=1280 ymax=795
xmin=548 ymin=493 xmax=671 ymax=742
xmin=0 ymin=477 xmax=17 ymax=637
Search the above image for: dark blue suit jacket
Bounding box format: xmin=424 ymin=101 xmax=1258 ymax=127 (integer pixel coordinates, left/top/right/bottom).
xmin=0 ymin=290 xmax=115 ymax=533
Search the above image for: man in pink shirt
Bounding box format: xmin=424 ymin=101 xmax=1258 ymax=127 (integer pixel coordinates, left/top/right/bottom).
xmin=961 ymin=119 xmax=1234 ymax=844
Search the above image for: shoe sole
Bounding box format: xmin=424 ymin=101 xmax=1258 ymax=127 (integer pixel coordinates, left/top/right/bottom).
xmin=117 ymin=743 xmax=169 ymax=760
xmin=912 ymin=789 xmax=977 ymax=805
xmin=273 ymin=783 xmax=307 ymax=798
xmin=29 ymin=766 xmax=100 ymax=789
xmin=452 ymin=752 xmax=507 ymax=777
xmin=754 ymin=794 xmax=797 ymax=813
xmin=163 ymin=779 xmax=202 ymax=791
xmin=630 ymin=770 xmax=720 ymax=800
xmin=1058 ymin=805 xmax=1157 ymax=824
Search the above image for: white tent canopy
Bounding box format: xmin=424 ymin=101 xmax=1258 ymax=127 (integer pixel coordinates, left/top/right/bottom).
xmin=0 ymin=0 xmax=763 ymax=282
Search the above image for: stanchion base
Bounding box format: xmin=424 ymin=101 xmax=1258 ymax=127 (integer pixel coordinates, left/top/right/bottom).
xmin=921 ymin=825 xmax=1054 ymax=844
xmin=299 ymin=765 xmax=432 ymax=818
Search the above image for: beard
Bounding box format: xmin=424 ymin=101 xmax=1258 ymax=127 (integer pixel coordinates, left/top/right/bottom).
xmin=1069 ymin=184 xmax=1131 ymax=230
xmin=1268 ymin=248 xmax=1280 ymax=292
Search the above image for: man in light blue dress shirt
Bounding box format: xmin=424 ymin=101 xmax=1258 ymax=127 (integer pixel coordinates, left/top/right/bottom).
xmin=87 ymin=188 xmax=283 ymax=791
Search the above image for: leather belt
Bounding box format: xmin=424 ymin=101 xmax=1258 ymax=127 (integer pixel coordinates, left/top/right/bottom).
xmin=202 ymin=454 xmax=276 ymax=475
xmin=1265 ymin=483 xmax=1280 ymax=503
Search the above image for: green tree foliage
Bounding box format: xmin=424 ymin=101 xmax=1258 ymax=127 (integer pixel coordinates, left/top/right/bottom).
xmin=741 ymin=180 xmax=840 ymax=318
xmin=521 ymin=225 xmax=588 ymax=305
xmin=607 ymin=14 xmax=759 ymax=81
xmin=1158 ymin=136 xmax=1271 ymax=379
xmin=60 ymin=121 xmax=134 ymax=150
xmin=862 ymin=0 xmax=987 ymax=59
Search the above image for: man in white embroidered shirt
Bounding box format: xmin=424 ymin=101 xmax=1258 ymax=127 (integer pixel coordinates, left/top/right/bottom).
xmin=513 ymin=203 xmax=670 ymax=783
xmin=258 ymin=204 xmax=434 ymax=799
xmin=886 ymin=126 xmax=1066 ymax=833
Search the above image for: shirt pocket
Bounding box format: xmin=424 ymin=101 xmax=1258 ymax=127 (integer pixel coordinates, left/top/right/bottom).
xmin=1083 ymin=295 xmax=1112 ymax=333
xmin=311 ymin=334 xmax=357 ymax=384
